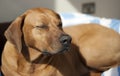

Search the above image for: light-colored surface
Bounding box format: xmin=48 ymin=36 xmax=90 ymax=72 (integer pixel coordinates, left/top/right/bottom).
xmin=0 ymin=0 xmax=120 ymax=22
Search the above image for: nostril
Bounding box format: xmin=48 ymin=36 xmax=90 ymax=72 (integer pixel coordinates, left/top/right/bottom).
xmin=60 ymin=35 xmax=72 ymax=45
xmin=62 ymin=39 xmax=69 ymax=45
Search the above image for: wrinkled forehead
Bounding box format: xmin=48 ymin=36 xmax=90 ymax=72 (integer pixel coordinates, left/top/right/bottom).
xmin=24 ymin=9 xmax=61 ymax=26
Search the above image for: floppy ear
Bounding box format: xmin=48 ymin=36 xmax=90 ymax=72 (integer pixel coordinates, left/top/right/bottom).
xmin=5 ymin=15 xmax=26 ymax=52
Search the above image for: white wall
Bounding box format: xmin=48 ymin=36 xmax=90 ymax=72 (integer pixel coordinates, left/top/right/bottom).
xmin=55 ymin=0 xmax=79 ymax=13
xmin=0 ymin=0 xmax=120 ymax=22
xmin=55 ymin=0 xmax=120 ymax=19
xmin=79 ymin=0 xmax=120 ymax=18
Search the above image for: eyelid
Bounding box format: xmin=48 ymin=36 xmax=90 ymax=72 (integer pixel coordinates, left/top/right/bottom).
xmin=35 ymin=25 xmax=48 ymax=29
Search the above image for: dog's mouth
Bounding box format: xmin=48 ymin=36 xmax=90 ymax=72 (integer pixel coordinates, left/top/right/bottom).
xmin=42 ymin=45 xmax=71 ymax=55
xmin=57 ymin=45 xmax=71 ymax=54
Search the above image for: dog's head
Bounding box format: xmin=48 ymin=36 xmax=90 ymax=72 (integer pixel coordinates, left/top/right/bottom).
xmin=5 ymin=8 xmax=71 ymax=55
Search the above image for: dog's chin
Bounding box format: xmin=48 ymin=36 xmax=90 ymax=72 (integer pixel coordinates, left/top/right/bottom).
xmin=42 ymin=46 xmax=70 ymax=55
xmin=57 ymin=46 xmax=70 ymax=54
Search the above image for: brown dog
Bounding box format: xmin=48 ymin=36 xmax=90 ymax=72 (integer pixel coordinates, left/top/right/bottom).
xmin=64 ymin=24 xmax=120 ymax=71
xmin=1 ymin=8 xmax=120 ymax=76
xmin=1 ymin=8 xmax=90 ymax=76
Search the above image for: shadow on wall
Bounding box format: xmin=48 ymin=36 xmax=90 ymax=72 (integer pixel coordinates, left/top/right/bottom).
xmin=0 ymin=0 xmax=55 ymax=22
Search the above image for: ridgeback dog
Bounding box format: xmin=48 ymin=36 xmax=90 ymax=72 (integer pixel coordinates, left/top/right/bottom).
xmin=1 ymin=8 xmax=89 ymax=76
xmin=1 ymin=8 xmax=120 ymax=76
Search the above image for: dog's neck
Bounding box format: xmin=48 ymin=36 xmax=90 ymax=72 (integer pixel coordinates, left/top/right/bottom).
xmin=18 ymin=44 xmax=90 ymax=76
xmin=24 ymin=47 xmax=65 ymax=64
xmin=28 ymin=47 xmax=42 ymax=62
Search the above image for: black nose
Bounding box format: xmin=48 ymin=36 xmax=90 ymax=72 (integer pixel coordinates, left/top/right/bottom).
xmin=60 ymin=35 xmax=72 ymax=46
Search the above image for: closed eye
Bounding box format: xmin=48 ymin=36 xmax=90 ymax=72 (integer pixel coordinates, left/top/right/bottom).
xmin=35 ymin=25 xmax=48 ymax=29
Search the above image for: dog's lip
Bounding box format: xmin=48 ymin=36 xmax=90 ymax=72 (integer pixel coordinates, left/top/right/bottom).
xmin=42 ymin=51 xmax=52 ymax=56
xmin=42 ymin=46 xmax=70 ymax=55
xmin=58 ymin=46 xmax=70 ymax=54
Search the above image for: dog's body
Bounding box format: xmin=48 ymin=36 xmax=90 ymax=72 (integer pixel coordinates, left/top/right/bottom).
xmin=1 ymin=8 xmax=120 ymax=76
xmin=64 ymin=24 xmax=120 ymax=71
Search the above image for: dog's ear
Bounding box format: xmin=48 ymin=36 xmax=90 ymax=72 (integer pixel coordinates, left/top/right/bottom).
xmin=5 ymin=14 xmax=26 ymax=52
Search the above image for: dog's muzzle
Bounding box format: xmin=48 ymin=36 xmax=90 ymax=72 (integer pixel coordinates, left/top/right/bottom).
xmin=42 ymin=35 xmax=72 ymax=55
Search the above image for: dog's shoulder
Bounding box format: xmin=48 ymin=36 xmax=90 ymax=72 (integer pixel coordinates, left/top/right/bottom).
xmin=2 ymin=41 xmax=19 ymax=63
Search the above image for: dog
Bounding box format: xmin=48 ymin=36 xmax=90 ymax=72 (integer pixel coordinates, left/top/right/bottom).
xmin=1 ymin=8 xmax=120 ymax=76
xmin=64 ymin=24 xmax=120 ymax=71
xmin=1 ymin=8 xmax=91 ymax=76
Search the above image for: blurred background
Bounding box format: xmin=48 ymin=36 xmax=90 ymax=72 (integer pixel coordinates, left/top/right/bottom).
xmin=0 ymin=0 xmax=120 ymax=22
